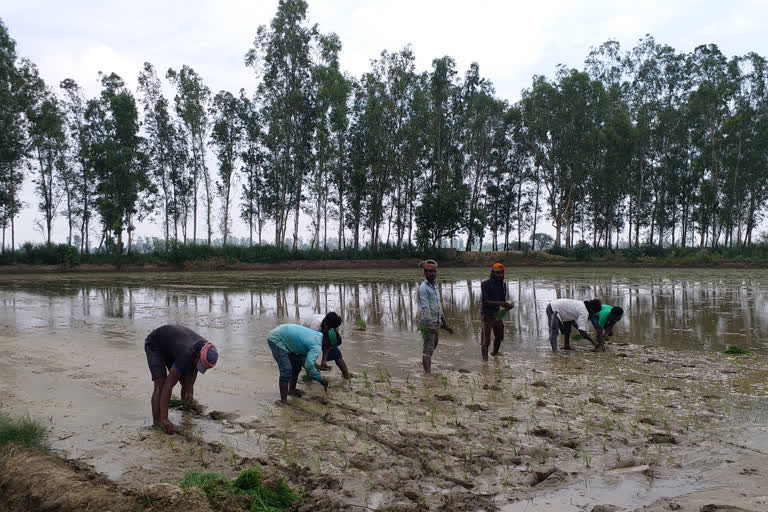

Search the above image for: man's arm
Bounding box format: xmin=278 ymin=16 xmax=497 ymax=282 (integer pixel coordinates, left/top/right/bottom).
xmin=159 ymin=367 xmax=182 ymax=434
xmin=180 ymin=370 xmax=197 ymax=401
xmin=593 ymin=325 xmax=605 ymax=343
xmin=578 ymin=329 xmax=597 ymax=346
xmin=303 ymin=345 xmax=324 ymax=383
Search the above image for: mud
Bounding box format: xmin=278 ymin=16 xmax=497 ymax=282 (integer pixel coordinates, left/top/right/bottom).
xmin=1 ymin=268 xmax=768 ymax=511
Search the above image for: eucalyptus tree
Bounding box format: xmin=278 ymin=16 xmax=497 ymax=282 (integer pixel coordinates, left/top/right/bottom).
xmin=0 ymin=19 xmax=32 ymax=252
xmin=308 ymin=33 xmax=347 ymax=250
xmin=353 ymin=64 xmax=392 ymax=251
xmin=59 ymin=78 xmax=95 ymax=253
xmin=416 ymin=56 xmax=466 ymax=248
xmin=85 ymin=72 xmax=152 ymax=255
xmin=379 ymin=47 xmax=420 ymax=248
xmin=246 ymin=0 xmax=317 ymax=250
xmin=725 ymin=53 xmax=768 ymax=246
xmin=138 ymin=62 xmax=180 ymax=245
xmin=209 ymin=90 xmax=243 ymax=246
xmin=238 ymin=91 xmax=266 ymax=246
xmin=461 ymin=63 xmax=505 ymax=251
xmin=27 ymin=77 xmax=68 ymax=245
xmin=167 ymin=65 xmax=212 ymax=244
xmin=685 ymin=44 xmax=735 ymax=247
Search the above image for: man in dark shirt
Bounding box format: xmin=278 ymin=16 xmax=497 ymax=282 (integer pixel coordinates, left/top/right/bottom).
xmin=480 ymin=263 xmax=514 ymax=361
xmin=144 ymin=325 xmax=219 ymax=434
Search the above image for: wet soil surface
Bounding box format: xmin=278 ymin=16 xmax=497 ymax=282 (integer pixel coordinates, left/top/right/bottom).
xmin=2 ymin=341 xmax=768 ymax=511
xmin=1 ymin=269 xmax=768 ymax=511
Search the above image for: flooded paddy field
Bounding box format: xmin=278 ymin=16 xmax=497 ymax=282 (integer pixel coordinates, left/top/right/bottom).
xmin=1 ymin=267 xmax=768 ymax=511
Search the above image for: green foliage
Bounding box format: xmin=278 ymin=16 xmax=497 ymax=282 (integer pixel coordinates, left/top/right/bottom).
xmin=0 ymin=413 xmax=49 ymax=450
xmin=179 ymin=468 xmax=298 ymax=511
xmin=724 ymin=345 xmax=749 ymax=355
xmin=233 ymin=468 xmax=262 ymax=491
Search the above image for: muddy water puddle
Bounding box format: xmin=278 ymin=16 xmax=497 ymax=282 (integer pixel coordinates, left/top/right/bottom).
xmin=1 ymin=267 xmax=768 ymax=510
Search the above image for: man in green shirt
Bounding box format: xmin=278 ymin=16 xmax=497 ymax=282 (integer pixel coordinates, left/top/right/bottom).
xmin=590 ymin=305 xmax=624 ymax=344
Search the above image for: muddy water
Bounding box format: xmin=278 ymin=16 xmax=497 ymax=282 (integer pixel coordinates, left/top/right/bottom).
xmin=1 ymin=267 xmax=768 ymax=511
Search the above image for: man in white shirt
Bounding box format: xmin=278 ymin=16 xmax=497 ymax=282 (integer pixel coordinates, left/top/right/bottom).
xmin=300 ymin=312 xmax=351 ymax=379
xmin=546 ymin=298 xmax=603 ymax=352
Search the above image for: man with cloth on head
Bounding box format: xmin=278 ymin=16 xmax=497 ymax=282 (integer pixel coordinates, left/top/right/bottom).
xmin=144 ymin=324 xmax=219 ymax=434
xmin=300 ymin=312 xmax=351 ymax=379
xmin=267 ymin=323 xmax=331 ymax=404
xmin=545 ymin=298 xmax=603 ymax=352
xmin=480 ymin=263 xmax=515 ymax=361
xmin=417 ymin=259 xmax=453 ymax=374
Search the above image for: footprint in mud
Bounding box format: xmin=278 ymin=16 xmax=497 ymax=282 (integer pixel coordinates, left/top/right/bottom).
xmin=645 ymin=357 xmax=664 ymax=363
xmin=530 ymin=427 xmax=555 ymax=439
xmin=525 ymin=467 xmax=567 ymax=487
xmin=465 ymin=403 xmax=489 ymax=412
xmin=434 ymin=393 xmax=456 ymax=402
xmin=208 ymin=410 xmax=238 ymax=421
xmin=647 ymin=432 xmax=677 ymax=444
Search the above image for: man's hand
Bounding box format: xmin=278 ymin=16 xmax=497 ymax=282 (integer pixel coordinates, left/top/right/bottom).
xmin=505 ymin=301 xmax=515 ymax=309
xmin=442 ymin=325 xmax=454 ymax=335
xmin=160 ymin=419 xmax=174 ymax=435
xmin=321 ymin=377 xmax=330 ymax=391
xmin=429 ymin=326 xmax=439 ymax=334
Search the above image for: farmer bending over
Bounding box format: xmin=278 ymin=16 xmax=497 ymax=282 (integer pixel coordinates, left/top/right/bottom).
xmin=417 ymin=259 xmax=453 ymax=374
xmin=267 ymin=323 xmax=331 ymax=404
xmin=546 ymin=299 xmax=603 ymax=352
xmin=301 ymin=312 xmax=351 ymax=379
xmin=144 ymin=325 xmax=219 ymax=434
xmin=590 ymin=304 xmax=624 ymax=344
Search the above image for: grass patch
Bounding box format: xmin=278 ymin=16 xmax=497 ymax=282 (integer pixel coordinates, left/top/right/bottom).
xmin=724 ymin=345 xmax=749 ymax=355
xmin=180 ymin=467 xmax=298 ymax=512
xmin=0 ymin=413 xmax=49 ymax=450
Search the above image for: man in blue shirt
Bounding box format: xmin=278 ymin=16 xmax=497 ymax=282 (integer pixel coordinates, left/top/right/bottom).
xmin=267 ymin=324 xmax=331 ymax=404
xmin=417 ymin=259 xmax=453 ymax=374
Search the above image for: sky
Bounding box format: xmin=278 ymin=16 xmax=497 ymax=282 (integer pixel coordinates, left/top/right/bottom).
xmin=2 ymin=0 xmax=768 ymax=246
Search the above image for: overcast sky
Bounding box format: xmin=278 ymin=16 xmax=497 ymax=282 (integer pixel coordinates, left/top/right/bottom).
xmin=3 ymin=0 xmax=768 ymax=246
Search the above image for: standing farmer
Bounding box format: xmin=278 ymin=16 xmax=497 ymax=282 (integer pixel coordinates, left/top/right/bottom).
xmin=144 ymin=325 xmax=219 ymax=434
xmin=417 ymin=259 xmax=453 ymax=374
xmin=267 ymin=323 xmax=330 ymax=404
xmin=480 ymin=263 xmax=515 ymax=360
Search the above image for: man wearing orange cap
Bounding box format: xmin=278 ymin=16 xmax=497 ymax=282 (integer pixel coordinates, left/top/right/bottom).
xmin=417 ymin=259 xmax=453 ymax=373
xmin=480 ymin=263 xmax=515 ymax=360
xmin=144 ymin=325 xmax=219 ymax=434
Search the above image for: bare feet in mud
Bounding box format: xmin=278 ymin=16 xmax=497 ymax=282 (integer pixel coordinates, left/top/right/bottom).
xmin=289 ymin=388 xmax=305 ymax=398
xmin=274 ymin=399 xmax=288 ymax=407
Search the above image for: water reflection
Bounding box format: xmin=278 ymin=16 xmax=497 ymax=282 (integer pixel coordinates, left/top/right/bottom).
xmin=1 ymin=269 xmax=767 ymax=353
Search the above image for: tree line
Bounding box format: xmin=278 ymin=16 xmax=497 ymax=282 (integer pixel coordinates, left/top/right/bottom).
xmin=1 ymin=1 xmax=767 ymax=258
